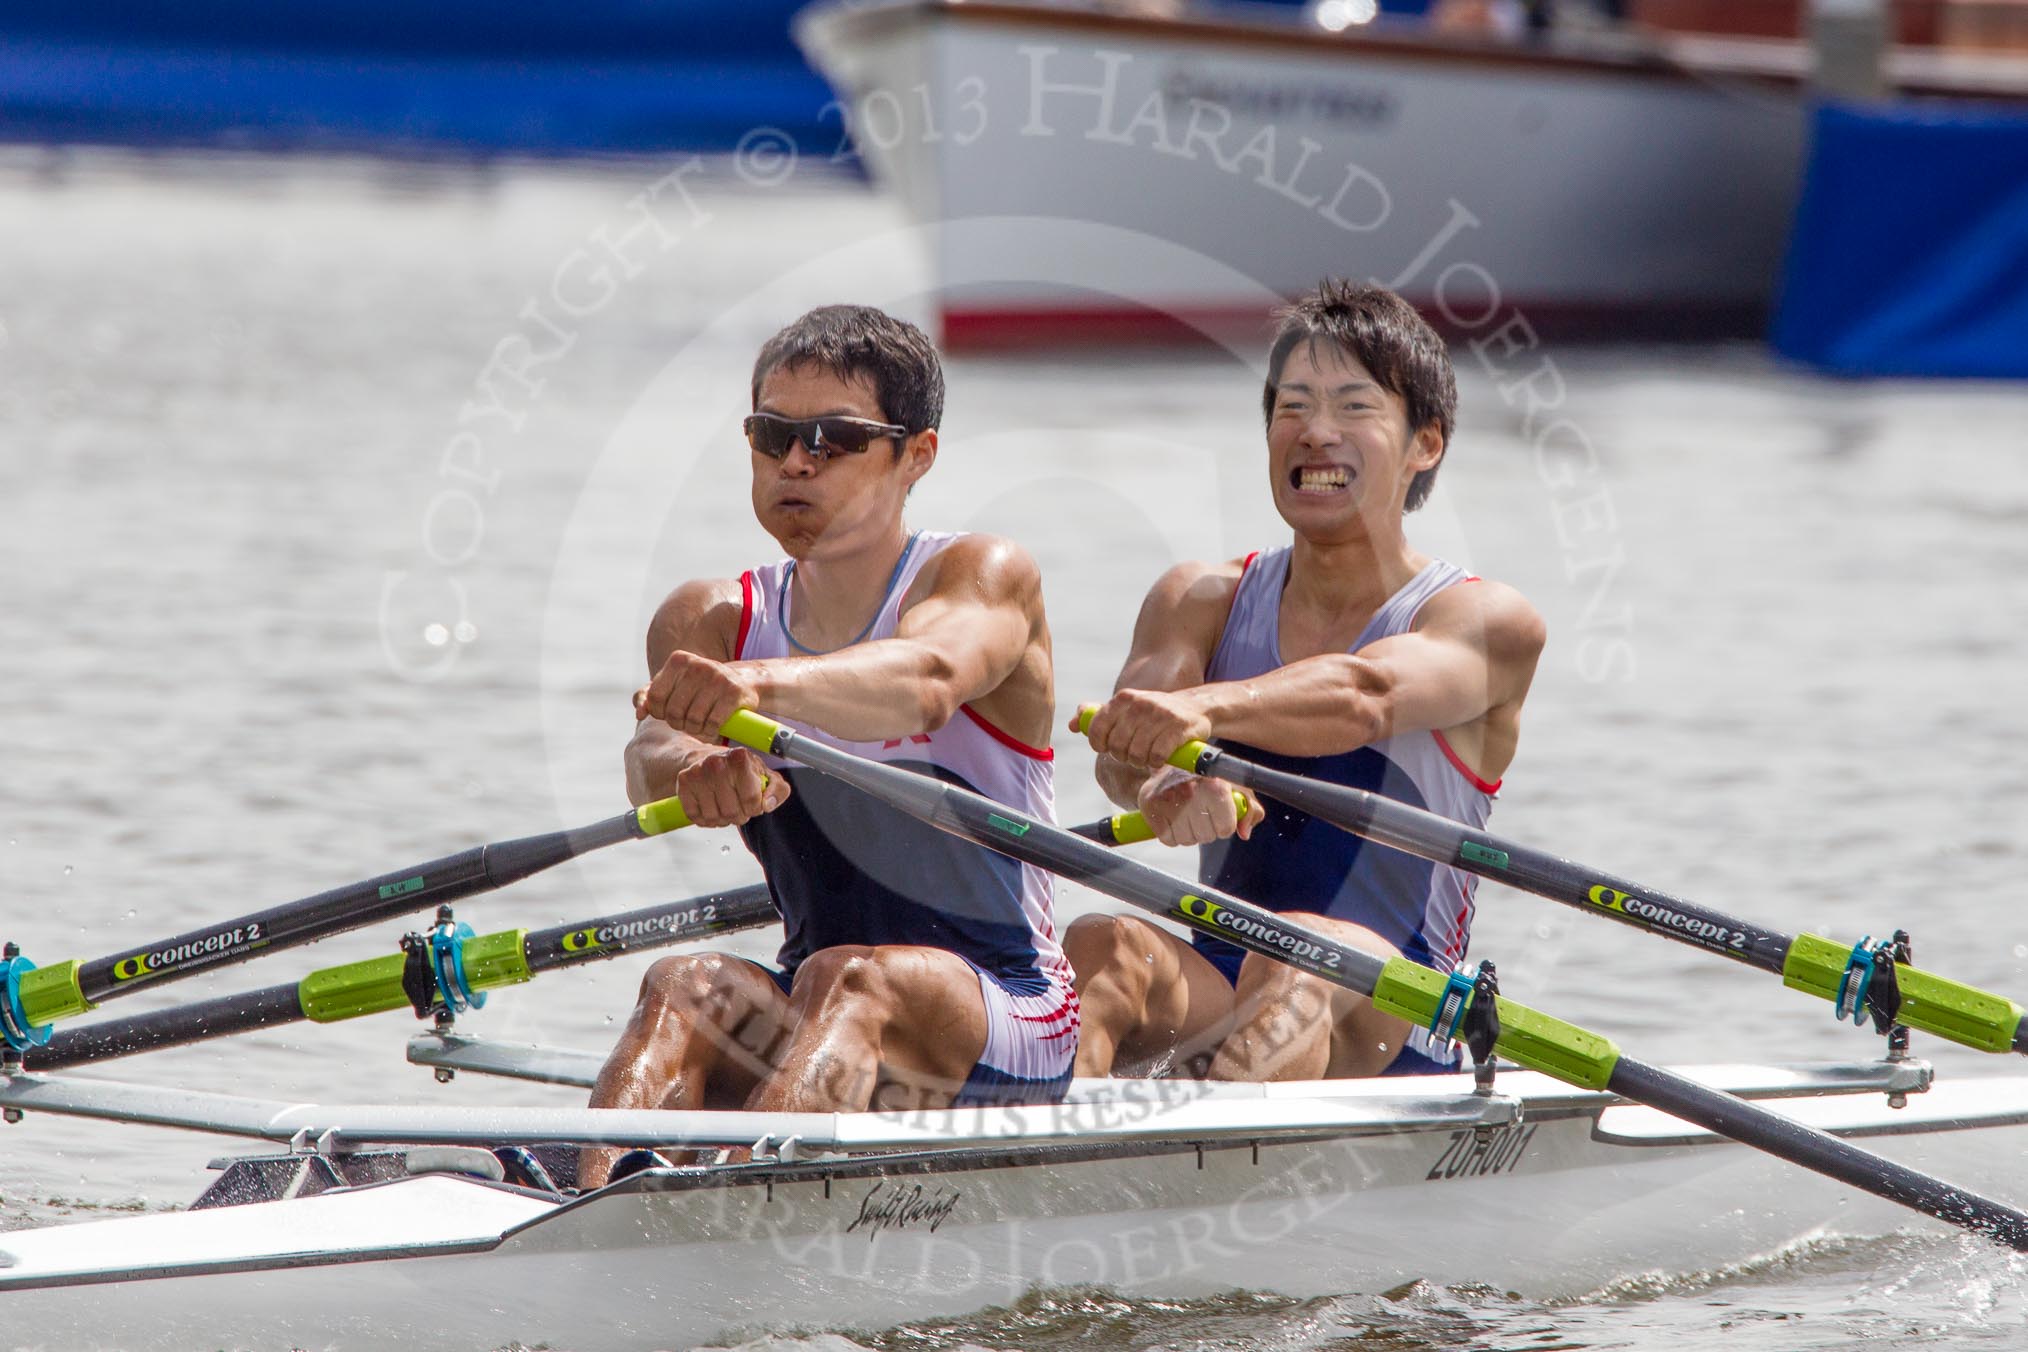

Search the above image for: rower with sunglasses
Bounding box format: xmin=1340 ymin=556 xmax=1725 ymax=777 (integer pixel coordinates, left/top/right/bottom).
xmin=582 ymin=305 xmax=1074 ymax=1186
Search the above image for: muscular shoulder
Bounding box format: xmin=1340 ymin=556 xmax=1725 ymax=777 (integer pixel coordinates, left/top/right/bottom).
xmin=1141 ymin=555 xmax=1248 ymax=626
xmin=910 ymin=532 xmax=1043 ymax=607
xmin=1413 ymin=577 xmax=1547 ymax=666
xmin=1117 ymin=556 xmax=1250 ymax=688
xmin=645 ymin=576 xmax=746 ymax=669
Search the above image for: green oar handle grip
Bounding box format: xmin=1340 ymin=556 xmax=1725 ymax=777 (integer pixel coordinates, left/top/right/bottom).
xmin=728 ymin=708 xmax=1240 ymax=844
xmin=721 ymin=708 xmax=785 ymax=757
xmin=1784 ymin=933 xmax=2027 ymax=1054
xmin=635 ymin=796 xmax=693 ymax=836
xmin=635 ymin=758 xmax=783 ymax=837
xmin=722 ymin=710 xmax=1197 ymax=845
xmin=1071 ymin=705 xmax=1214 ymax=775
xmin=1099 ymin=793 xmax=1254 ymax=845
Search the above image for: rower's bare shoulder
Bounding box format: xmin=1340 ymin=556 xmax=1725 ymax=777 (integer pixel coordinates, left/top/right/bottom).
xmin=646 ymin=576 xmax=745 ymax=668
xmin=1417 ymin=578 xmax=1547 ymax=663
xmin=1139 ymin=556 xmax=1248 ymax=628
xmin=1115 ymin=558 xmax=1249 ymax=687
xmin=919 ymin=533 xmax=1043 ymax=602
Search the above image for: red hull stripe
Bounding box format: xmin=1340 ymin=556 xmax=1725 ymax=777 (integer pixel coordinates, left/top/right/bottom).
xmin=942 ymin=299 xmax=1770 ymax=351
xmin=961 ymin=703 xmax=1054 ymax=761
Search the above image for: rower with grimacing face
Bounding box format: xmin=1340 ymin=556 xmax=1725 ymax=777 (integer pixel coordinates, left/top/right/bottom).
xmin=1068 ymin=279 xmax=1546 ymax=1084
xmin=582 ymin=304 xmax=1074 ymax=1188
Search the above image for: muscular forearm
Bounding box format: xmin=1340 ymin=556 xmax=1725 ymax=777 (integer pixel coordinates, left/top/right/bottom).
xmin=1096 ymin=753 xmax=1155 ymax=812
xmin=624 ymin=728 xmax=715 ymax=806
xmin=1189 ymin=654 xmax=1388 ymax=758
xmin=752 ymin=640 xmax=975 ymax=743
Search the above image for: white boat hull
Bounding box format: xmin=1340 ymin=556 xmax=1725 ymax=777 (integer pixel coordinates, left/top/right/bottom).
xmin=796 ymin=1 xmax=1810 ymax=345
xmin=5 ymin=1066 xmax=2027 ymax=1350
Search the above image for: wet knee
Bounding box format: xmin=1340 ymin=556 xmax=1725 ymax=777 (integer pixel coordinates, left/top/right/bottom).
xmin=638 ymin=952 xmax=745 ymax=1017
xmin=1235 ymin=958 xmax=1336 ymax=1019
xmin=790 ymin=947 xmax=890 ymax=1020
xmin=1065 ymin=913 xmax=1161 ymax=999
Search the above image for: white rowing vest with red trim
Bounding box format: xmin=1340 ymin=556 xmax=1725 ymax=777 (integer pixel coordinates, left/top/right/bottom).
xmin=733 ymin=530 xmax=1068 ymax=995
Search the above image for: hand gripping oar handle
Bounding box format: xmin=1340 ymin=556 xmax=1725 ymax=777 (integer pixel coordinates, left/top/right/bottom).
xmin=728 ymin=708 xmax=2028 ymax=1252
xmin=1072 ymin=707 xmax=2028 ymax=1059
xmin=1066 ymin=792 xmax=1253 ymax=845
xmin=4 ymin=794 xmax=699 ymax=1049
xmin=24 ymin=884 xmax=779 ymax=1070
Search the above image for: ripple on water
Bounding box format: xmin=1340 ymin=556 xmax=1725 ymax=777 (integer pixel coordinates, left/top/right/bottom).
xmin=0 ymin=1192 xmax=172 ymax=1233
xmin=818 ymin=1286 xmax=1323 ymax=1351
xmin=9 ymin=153 xmax=2028 ymax=1352
xmin=663 ymin=1234 xmax=2028 ymax=1352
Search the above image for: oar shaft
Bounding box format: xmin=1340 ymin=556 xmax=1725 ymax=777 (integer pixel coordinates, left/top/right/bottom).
xmin=1080 ymin=710 xmax=2028 ymax=1059
xmin=1182 ymin=744 xmax=1795 ymax=969
xmin=73 ymin=816 xmax=641 ymax=1003
xmin=25 ymin=986 xmax=310 ymax=1070
xmin=27 ymin=885 xmax=779 ymax=1069
xmin=1204 ymin=744 xmax=2028 ymax=1056
xmin=16 ymin=801 xmax=692 ymax=1038
xmin=1607 ymin=1057 xmax=2028 ymax=1247
xmin=522 ymin=885 xmax=776 ymax=973
xmin=21 ymin=799 xmax=1156 ymax=1062
xmin=726 ymin=709 xmax=2028 ymax=1252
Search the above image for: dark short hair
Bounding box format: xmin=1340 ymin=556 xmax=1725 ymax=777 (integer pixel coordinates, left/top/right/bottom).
xmin=751 ymin=305 xmax=945 ymax=451
xmin=1262 ymin=280 xmax=1457 ymax=512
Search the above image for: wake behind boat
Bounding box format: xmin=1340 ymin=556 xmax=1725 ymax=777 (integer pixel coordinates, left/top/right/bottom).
xmin=5 ymin=1044 xmax=2028 ymax=1351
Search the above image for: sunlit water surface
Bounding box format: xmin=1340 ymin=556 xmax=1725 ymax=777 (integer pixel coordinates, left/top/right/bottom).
xmin=2 ymin=150 xmax=2027 ymax=1349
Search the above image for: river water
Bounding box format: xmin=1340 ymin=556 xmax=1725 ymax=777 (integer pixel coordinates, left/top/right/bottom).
xmin=2 ymin=150 xmax=2027 ymax=1349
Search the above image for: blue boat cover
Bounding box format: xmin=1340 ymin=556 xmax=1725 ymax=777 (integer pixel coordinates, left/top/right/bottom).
xmin=0 ymin=1 xmax=837 ymax=156
xmin=1773 ymin=100 xmax=2028 ymax=378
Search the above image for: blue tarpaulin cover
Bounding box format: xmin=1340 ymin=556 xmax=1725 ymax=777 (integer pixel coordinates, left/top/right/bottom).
xmin=0 ymin=1 xmax=835 ymax=155
xmin=1773 ymin=100 xmax=2028 ymax=378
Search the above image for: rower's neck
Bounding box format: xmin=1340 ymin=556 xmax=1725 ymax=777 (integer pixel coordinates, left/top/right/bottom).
xmin=786 ymin=520 xmax=914 ymax=647
xmin=1285 ymin=527 xmax=1426 ymax=622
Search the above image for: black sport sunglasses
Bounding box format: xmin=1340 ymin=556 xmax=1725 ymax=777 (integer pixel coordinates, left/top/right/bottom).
xmin=743 ymin=412 xmax=909 ymax=462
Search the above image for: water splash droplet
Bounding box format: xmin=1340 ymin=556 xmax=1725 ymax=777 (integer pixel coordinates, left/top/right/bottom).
xmin=720 ymin=844 xmax=732 ymax=855
xmin=61 ymin=865 xmax=73 ymax=877
xmin=453 ymin=621 xmax=478 ymax=644
xmin=422 ymin=623 xmax=450 ymax=647
xmin=124 ymin=909 xmax=136 ymax=921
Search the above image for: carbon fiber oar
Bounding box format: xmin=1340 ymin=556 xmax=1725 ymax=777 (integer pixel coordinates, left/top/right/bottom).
xmin=1074 ymin=707 xmax=2028 ymax=1060
xmin=723 ymin=707 xmax=2028 ymax=1253
xmin=23 ymin=885 xmax=779 ymax=1069
xmin=16 ymin=806 xmax=1164 ymax=1068
xmin=1 ymin=795 xmax=698 ymax=1052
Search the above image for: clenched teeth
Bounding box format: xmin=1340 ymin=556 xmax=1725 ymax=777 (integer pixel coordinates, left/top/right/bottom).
xmin=1295 ymin=466 xmax=1350 ymax=492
